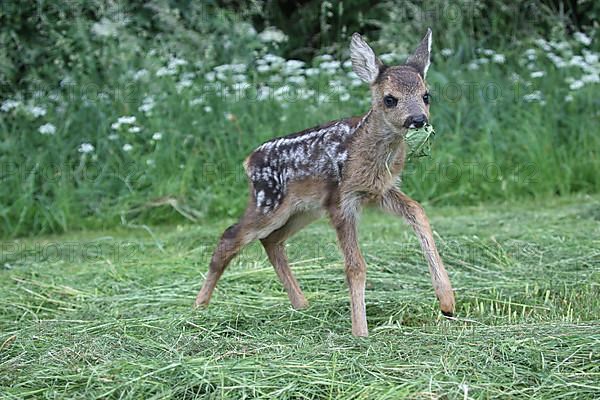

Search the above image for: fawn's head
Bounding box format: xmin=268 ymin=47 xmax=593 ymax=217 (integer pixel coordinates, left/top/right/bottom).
xmin=350 ymin=29 xmax=432 ymax=131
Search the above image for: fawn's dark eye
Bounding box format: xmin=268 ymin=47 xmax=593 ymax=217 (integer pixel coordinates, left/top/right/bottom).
xmin=383 ymin=95 xmax=398 ymax=108
xmin=423 ymin=93 xmax=430 ymax=105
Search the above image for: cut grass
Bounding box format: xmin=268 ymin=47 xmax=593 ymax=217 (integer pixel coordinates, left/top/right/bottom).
xmin=1 ymin=194 xmax=599 ymax=399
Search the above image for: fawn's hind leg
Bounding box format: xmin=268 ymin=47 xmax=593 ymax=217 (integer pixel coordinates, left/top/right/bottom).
xmin=195 ymin=204 xmax=292 ymax=307
xmin=194 ymin=221 xmax=250 ymax=307
xmin=260 ymin=211 xmax=320 ymax=309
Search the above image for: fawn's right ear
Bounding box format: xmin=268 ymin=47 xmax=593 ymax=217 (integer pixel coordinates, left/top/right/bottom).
xmin=350 ymin=33 xmax=382 ymax=84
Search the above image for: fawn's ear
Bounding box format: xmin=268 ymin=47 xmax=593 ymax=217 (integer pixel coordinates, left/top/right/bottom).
xmin=350 ymin=33 xmax=382 ymax=84
xmin=406 ymin=28 xmax=432 ymax=78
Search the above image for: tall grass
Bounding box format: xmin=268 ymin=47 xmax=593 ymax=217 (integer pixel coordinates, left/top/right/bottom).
xmin=0 ymin=1 xmax=598 ymax=237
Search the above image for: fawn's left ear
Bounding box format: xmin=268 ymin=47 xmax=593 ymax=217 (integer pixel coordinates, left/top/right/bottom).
xmin=406 ymin=28 xmax=432 ymax=79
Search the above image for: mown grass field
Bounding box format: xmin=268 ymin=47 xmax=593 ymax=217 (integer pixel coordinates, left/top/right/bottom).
xmin=1 ymin=194 xmax=598 ymax=399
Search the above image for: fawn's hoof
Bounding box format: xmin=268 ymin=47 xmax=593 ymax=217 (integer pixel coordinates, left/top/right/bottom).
xmin=352 ymin=329 xmax=369 ymax=337
xmin=193 ymin=301 xmax=207 ymax=309
xmin=193 ymin=296 xmax=210 ymax=309
xmin=291 ymin=299 xmax=309 ymax=310
xmin=441 ymin=310 xmax=454 ymax=318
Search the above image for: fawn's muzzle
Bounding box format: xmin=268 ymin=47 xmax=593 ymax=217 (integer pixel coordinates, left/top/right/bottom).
xmin=404 ymin=114 xmax=428 ymax=129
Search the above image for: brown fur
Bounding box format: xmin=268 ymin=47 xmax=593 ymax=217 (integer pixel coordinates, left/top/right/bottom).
xmin=195 ymin=30 xmax=455 ymax=336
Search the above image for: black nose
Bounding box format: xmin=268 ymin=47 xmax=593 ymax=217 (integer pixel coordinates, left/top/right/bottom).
xmin=404 ymin=114 xmax=428 ymax=129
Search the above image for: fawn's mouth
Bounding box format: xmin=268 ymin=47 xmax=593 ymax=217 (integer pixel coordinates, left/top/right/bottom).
xmin=405 ymin=124 xmax=435 ymax=160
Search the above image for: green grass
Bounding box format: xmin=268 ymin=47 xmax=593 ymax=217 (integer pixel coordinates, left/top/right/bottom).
xmin=1 ymin=2 xmax=599 ymax=237
xmin=1 ymin=194 xmax=599 ymax=398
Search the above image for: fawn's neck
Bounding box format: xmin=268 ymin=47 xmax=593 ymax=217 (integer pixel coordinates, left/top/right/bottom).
xmin=353 ymin=109 xmax=406 ymax=169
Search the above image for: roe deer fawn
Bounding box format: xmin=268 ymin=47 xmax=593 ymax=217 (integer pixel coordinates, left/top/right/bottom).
xmin=195 ymin=29 xmax=455 ymax=336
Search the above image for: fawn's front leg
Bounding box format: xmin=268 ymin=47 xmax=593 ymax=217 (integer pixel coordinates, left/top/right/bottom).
xmin=380 ymin=188 xmax=455 ymax=316
xmin=330 ymin=207 xmax=369 ymax=337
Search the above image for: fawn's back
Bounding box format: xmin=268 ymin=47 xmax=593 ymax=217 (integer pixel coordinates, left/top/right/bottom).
xmin=243 ymin=114 xmax=369 ymax=215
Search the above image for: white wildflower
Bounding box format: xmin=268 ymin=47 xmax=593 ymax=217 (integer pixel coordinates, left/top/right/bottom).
xmin=273 ymin=85 xmax=291 ymax=99
xmin=263 ymin=54 xmax=285 ymax=64
xmin=339 ymin=92 xmax=351 ymax=102
xmin=27 ymin=105 xmax=46 ymax=118
xmin=523 ymin=90 xmax=543 ymax=102
xmin=441 ymin=48 xmax=453 ymax=57
xmin=468 ymin=62 xmax=479 ymax=70
xmin=133 ymin=69 xmax=149 ymax=81
xmin=320 ymin=61 xmax=341 ymax=70
xmin=565 ymin=94 xmax=573 ymax=102
xmin=257 ymin=86 xmax=271 ymax=101
xmin=78 ymin=143 xmax=94 ymax=153
xmin=547 ymin=53 xmax=567 ymax=68
xmin=38 ymin=123 xmax=56 ymax=135
xmin=492 ymin=54 xmax=506 ymax=64
xmin=231 ymin=74 xmax=247 ymax=83
xmin=190 ymin=97 xmax=204 ymax=106
xmin=118 ymin=116 xmax=136 ymax=125
xmin=176 ymin=79 xmax=193 ymax=91
xmin=316 ymin=54 xmax=334 ymax=62
xmin=258 ymin=27 xmax=288 ymax=43
xmin=139 ymin=96 xmax=155 ymax=114
xmin=91 ymin=18 xmax=118 ymax=37
xmin=122 ymin=143 xmax=133 ymax=152
xmin=342 ymin=60 xmax=353 ymax=68
xmin=287 ymin=75 xmax=306 ymax=85
xmin=204 ymin=106 xmax=213 ymax=113
xmin=574 ymin=32 xmax=592 ymax=46
xmin=283 ymin=59 xmax=305 ymax=74
xmin=535 ymin=38 xmax=551 ymax=52
xmin=1 ymin=99 xmax=21 ymax=112
xmin=205 ymin=72 xmax=216 ymax=82
xmin=214 ymin=63 xmax=246 ymax=74
xmin=582 ymin=73 xmax=600 ymax=83
xmin=570 ymin=55 xmax=587 ymax=68
xmin=480 ymin=48 xmax=495 ymax=56
xmin=146 ymin=159 xmax=155 ymax=166
xmin=168 ymin=57 xmax=188 ymax=69
xmin=530 ymin=71 xmax=545 ymax=78
xmin=524 ymin=48 xmax=537 ymax=61
xmin=305 ymin=68 xmax=320 ymax=77
xmin=569 ymin=80 xmax=584 ymax=90
xmin=257 ymin=64 xmax=270 ymax=73
xmin=550 ymin=40 xmax=570 ymax=51
xmin=111 ymin=116 xmax=136 ymax=130
xmin=583 ymin=50 xmax=599 ymax=65
xmin=156 ymin=67 xmax=176 ymax=77
xmin=108 ymin=133 xmax=119 ymax=140
xmin=152 ymin=132 xmax=163 ymax=140
xmin=128 ymin=126 xmax=141 ymax=133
